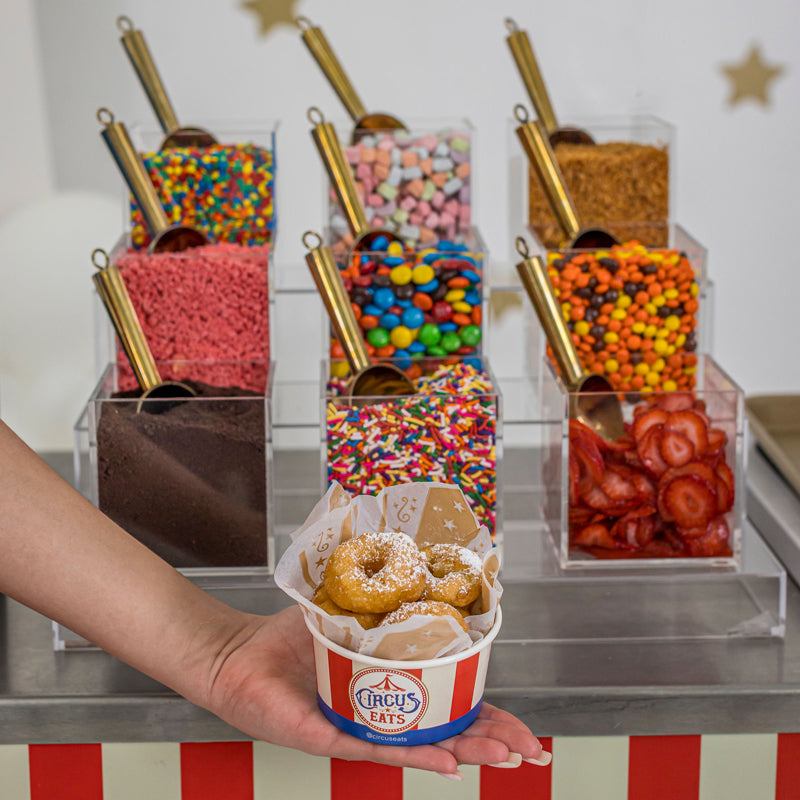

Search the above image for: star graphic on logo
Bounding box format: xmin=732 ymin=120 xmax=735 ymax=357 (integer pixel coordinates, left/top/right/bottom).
xmin=443 ymin=519 xmax=456 ymax=531
xmin=721 ymin=44 xmax=785 ymax=107
xmin=240 ymin=0 xmax=298 ymax=36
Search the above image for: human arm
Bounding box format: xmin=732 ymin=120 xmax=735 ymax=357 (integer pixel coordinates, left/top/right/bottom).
xmin=0 ymin=420 xmax=548 ymax=775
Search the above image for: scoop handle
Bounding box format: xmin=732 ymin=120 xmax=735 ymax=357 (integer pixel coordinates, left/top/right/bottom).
xmin=117 ymin=16 xmax=180 ymax=136
xmin=515 ymin=110 xmax=581 ymax=244
xmin=308 ymin=108 xmax=369 ymax=239
xmin=303 ymin=232 xmax=371 ymax=375
xmin=505 ymin=20 xmax=558 ymax=136
xmin=297 ymin=17 xmax=368 ymax=124
xmin=92 ymin=250 xmax=162 ymax=392
xmin=515 ymin=244 xmax=584 ymax=389
xmin=98 ymin=108 xmax=170 ymax=236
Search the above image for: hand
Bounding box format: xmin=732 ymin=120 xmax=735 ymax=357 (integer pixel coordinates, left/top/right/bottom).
xmin=203 ymin=605 xmax=549 ymax=777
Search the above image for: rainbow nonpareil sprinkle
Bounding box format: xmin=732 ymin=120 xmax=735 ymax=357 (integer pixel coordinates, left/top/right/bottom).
xmin=326 ymin=362 xmax=498 ymax=533
xmin=129 ymin=143 xmax=275 ymax=249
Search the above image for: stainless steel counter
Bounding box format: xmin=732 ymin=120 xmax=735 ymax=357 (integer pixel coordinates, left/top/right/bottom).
xmin=2 ymin=446 xmax=800 ymax=743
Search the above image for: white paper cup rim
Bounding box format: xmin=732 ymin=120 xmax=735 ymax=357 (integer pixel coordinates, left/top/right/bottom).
xmin=304 ymin=606 xmax=502 ymax=668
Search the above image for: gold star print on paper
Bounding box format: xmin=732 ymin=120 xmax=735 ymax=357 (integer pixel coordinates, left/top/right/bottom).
xmin=721 ymin=44 xmax=785 ymax=107
xmin=240 ymin=0 xmax=299 ymax=36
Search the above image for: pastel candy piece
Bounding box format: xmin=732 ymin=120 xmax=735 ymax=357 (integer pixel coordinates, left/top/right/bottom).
xmin=372 ymin=215 xmax=385 ymax=227
xmin=459 ymin=185 xmax=470 ymax=204
xmin=425 ymin=212 xmax=440 ymax=228
xmin=416 ymin=200 xmax=431 ymax=216
xmin=450 ymin=149 xmax=469 ymax=165
xmin=379 ymin=200 xmax=397 ymax=216
xmin=345 ymin=146 xmax=360 ymax=164
xmin=421 ymin=180 xmax=436 ymax=201
xmin=431 ymin=173 xmax=448 ymax=188
xmin=440 ymin=211 xmax=456 ymax=226
xmin=419 ymin=157 xmax=433 ymax=175
xmin=387 ymin=165 xmax=404 ymax=187
xmin=450 ymin=136 xmax=470 ymax=153
xmin=443 ymin=177 xmax=463 ymax=196
xmin=459 ymin=207 xmax=471 ymax=224
xmin=374 ymin=163 xmax=390 ymax=180
xmin=431 ymin=190 xmax=445 ymax=210
xmin=455 ymin=162 xmax=470 ymax=179
xmin=391 ymin=148 xmax=402 ymax=165
xmin=412 ymin=146 xmax=430 ymax=159
xmin=331 ymin=213 xmax=349 ymax=234
xmin=356 ymin=162 xmax=372 ymax=180
xmin=376 ymin=148 xmax=392 ymax=166
xmin=403 ymin=166 xmax=423 ymax=180
xmin=409 ymin=211 xmax=425 ymax=226
xmin=399 ymin=195 xmax=417 ymax=212
xmin=419 ymin=227 xmax=436 ymax=243
xmin=377 ymin=136 xmax=395 ymax=150
xmin=401 ymin=150 xmax=419 ymax=167
xmin=444 ymin=199 xmax=460 ymax=215
xmin=419 ymin=134 xmax=438 ymax=151
xmin=360 ymin=135 xmax=378 ymax=148
xmin=433 ymin=142 xmax=450 ymax=157
xmin=399 ymin=223 xmax=420 ymax=239
xmin=433 ymin=157 xmax=454 ymax=172
xmin=406 ymin=178 xmax=425 ymax=198
xmin=377 ymin=182 xmax=399 ymax=200
xmin=392 ymin=208 xmax=410 ymax=224
xmin=367 ymin=193 xmax=384 ymax=207
xmin=361 ymin=147 xmax=377 ymax=163
xmin=364 ymin=207 xmax=375 ymax=222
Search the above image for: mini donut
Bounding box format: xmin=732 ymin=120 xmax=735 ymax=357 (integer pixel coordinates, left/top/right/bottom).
xmin=323 ymin=531 xmax=426 ymax=614
xmin=312 ymin=584 xmax=383 ymax=629
xmin=421 ymin=543 xmax=482 ymax=608
xmin=382 ymin=601 xmax=468 ymax=632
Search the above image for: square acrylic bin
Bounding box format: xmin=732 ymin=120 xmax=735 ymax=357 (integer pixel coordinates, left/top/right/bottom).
xmin=328 ymin=118 xmax=474 ymax=253
xmin=323 ymin=227 xmax=487 ymax=363
xmin=94 ymin=232 xmax=273 ymax=388
xmin=321 ymin=355 xmax=502 ymax=538
xmin=508 ymin=114 xmax=673 ymax=249
xmin=518 ymin=224 xmax=709 ymax=396
xmin=127 ymin=121 xmax=278 ymax=249
xmin=540 ymin=353 xmax=745 ymax=570
xmin=73 ymin=360 xmax=275 ymax=579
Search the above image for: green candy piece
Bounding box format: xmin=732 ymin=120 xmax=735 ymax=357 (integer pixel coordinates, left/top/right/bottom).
xmin=441 ymin=331 xmax=462 ymax=353
xmin=426 ymin=345 xmax=447 ymax=357
xmin=418 ymin=323 xmax=442 ymax=347
xmin=461 ymin=324 xmax=482 ymax=347
xmin=367 ymin=327 xmax=390 ymax=348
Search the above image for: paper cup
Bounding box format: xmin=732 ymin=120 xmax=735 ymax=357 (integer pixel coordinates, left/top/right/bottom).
xmin=305 ymin=607 xmax=502 ymax=745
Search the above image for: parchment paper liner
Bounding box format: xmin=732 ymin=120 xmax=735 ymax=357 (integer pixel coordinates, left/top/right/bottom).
xmin=275 ymin=482 xmax=502 ymax=660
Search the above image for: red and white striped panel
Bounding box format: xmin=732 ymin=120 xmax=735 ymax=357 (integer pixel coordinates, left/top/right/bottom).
xmin=2 ymin=734 xmax=799 ymax=799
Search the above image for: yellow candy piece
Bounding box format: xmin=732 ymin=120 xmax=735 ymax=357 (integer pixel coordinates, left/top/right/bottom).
xmin=604 ymin=358 xmax=619 ymax=374
xmin=331 ymin=361 xmax=350 ymax=379
xmin=452 ymin=301 xmax=472 ymax=314
xmin=663 ymin=380 xmax=678 ymax=392
xmin=411 ymin=264 xmax=434 ymax=284
xmin=574 ymin=321 xmax=590 ymax=336
xmin=645 ymin=371 xmax=660 ymax=386
xmin=387 ymin=241 xmax=404 ymax=256
xmin=445 ymin=289 xmax=466 ymax=303
xmin=665 ymin=315 xmax=681 ymax=331
xmin=390 ymin=265 xmax=412 ymax=285
xmin=390 ymin=326 xmax=413 ymax=349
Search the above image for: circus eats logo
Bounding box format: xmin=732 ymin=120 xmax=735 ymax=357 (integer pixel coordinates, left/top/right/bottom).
xmin=349 ymin=669 xmax=428 ymax=734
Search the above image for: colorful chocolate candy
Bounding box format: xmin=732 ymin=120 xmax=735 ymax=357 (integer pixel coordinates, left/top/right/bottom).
xmin=330 ymin=128 xmax=471 ymax=251
xmin=547 ymin=243 xmax=700 ymax=393
xmin=330 ymin=236 xmax=483 ymax=371
xmin=129 ymin=143 xmax=275 ymax=249
xmin=326 ymin=361 xmax=497 ymax=533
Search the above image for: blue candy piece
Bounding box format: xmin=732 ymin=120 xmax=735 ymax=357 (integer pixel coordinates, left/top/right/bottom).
xmin=396 ymin=299 xmax=412 ymax=308
xmin=464 ymin=290 xmax=481 ymax=306
xmin=461 ymin=269 xmax=481 ymax=283
xmin=393 ymin=349 xmax=412 ymax=369
xmin=373 ymin=287 xmax=397 ymax=310
xmin=422 ymin=253 xmax=442 ymax=264
xmin=363 ymin=304 xmax=383 ymax=318
xmin=407 ymin=340 xmax=426 ymax=354
xmin=464 ymin=356 xmax=482 ymax=370
xmin=415 ymin=278 xmax=439 ymax=293
xmin=382 ymin=256 xmax=405 ymax=266
xmin=439 ymin=322 xmax=458 ymax=332
xmin=401 ymin=307 xmax=425 ymax=329
xmin=371 ymin=235 xmax=389 ymax=251
xmin=379 ymin=313 xmax=400 ymax=329
xmin=438 ymin=240 xmax=455 ymax=249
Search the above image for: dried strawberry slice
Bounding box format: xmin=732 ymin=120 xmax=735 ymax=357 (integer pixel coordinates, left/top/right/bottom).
xmin=706 ymin=427 xmax=728 ymax=455
xmin=656 ymin=392 xmax=695 ymax=412
xmin=637 ymin=427 xmax=669 ymax=477
xmin=568 ymin=451 xmax=580 ymax=506
xmin=664 ymin=410 xmax=708 ymax=457
xmin=633 ymin=408 xmax=668 ymax=441
xmin=612 ymin=506 xmax=658 ymax=548
xmin=569 ymin=506 xmax=595 ymax=526
xmin=714 ymin=462 xmax=735 ymax=513
xmin=684 ymin=517 xmax=732 ymax=557
xmin=658 ymin=471 xmax=718 ymax=529
xmin=659 ymin=430 xmax=695 ymax=467
xmin=601 ymin=464 xmax=639 ymax=501
xmin=572 ymin=523 xmax=617 ymax=549
xmin=632 ymin=471 xmax=657 ymax=505
xmin=570 ymin=436 xmax=605 ymax=495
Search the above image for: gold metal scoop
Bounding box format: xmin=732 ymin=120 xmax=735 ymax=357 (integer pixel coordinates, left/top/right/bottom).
xmin=505 ymin=18 xmax=594 ymax=147
xmin=308 ymin=107 xmax=404 ymax=257
xmin=514 ymin=104 xmax=618 ymax=250
xmin=97 ymin=108 xmax=208 ymax=254
xmin=515 ymin=238 xmax=625 ymax=442
xmin=116 ymin=15 xmax=217 ymax=150
xmin=92 ymin=248 xmax=196 ymax=414
xmin=303 ymin=231 xmax=415 ymax=402
xmin=297 ymin=17 xmax=406 ymax=142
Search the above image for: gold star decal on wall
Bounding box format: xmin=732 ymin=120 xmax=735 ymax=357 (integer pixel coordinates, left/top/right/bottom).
xmin=240 ymin=0 xmax=299 ymax=36
xmin=721 ymin=44 xmax=785 ymax=107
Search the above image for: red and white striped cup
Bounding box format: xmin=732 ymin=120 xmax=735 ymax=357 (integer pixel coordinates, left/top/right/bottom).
xmin=305 ymin=608 xmax=502 ymax=745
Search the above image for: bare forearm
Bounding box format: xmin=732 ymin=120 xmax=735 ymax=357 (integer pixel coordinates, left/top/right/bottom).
xmin=0 ymin=421 xmax=248 ymax=706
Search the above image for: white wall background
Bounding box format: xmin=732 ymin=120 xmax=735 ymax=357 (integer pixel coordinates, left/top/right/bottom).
xmin=1 ymin=0 xmax=798 ymax=449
